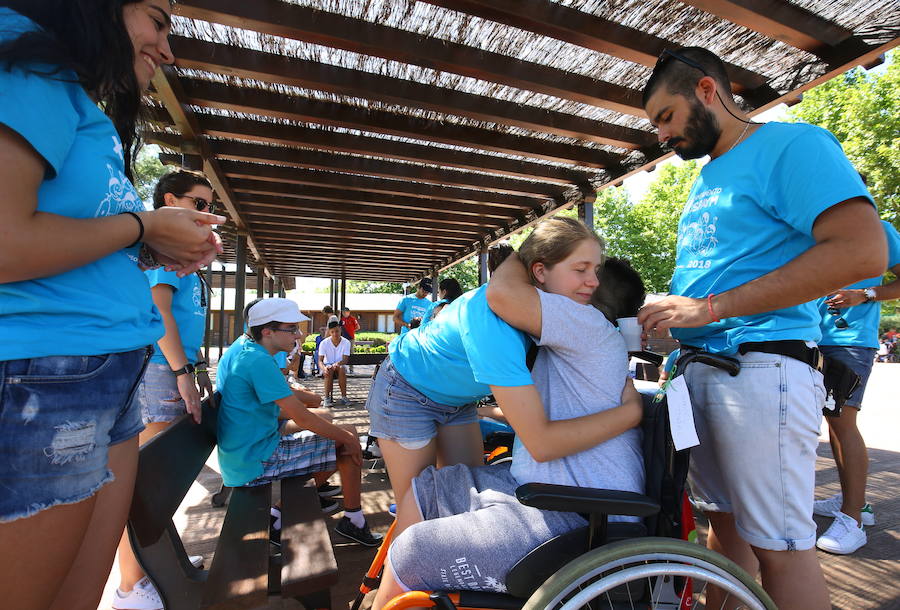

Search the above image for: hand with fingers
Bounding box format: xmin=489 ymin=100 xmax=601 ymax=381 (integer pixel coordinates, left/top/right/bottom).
xmin=176 ymin=373 xmax=202 ymax=424
xmin=141 ymin=207 xmax=225 ymax=277
xmin=638 ymin=295 xmax=714 ymax=332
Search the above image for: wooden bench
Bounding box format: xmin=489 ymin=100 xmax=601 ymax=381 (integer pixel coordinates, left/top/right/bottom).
xmin=127 ymin=400 xmax=338 ymax=609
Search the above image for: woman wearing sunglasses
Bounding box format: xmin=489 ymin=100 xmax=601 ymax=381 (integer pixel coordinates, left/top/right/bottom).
xmin=112 ymin=169 xmax=217 ymax=609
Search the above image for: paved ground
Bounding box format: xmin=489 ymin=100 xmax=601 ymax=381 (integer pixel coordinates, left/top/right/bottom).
xmin=100 ymin=363 xmax=900 ymax=609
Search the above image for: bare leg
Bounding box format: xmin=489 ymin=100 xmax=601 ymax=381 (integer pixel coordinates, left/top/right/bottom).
xmin=324 ymin=369 xmax=334 ymax=398
xmin=335 ymin=424 xmax=362 ymax=506
xmin=826 ymin=408 xmax=868 ymax=524
xmin=371 ymin=487 xmax=425 ymax=610
xmin=755 ymin=547 xmax=829 ymax=610
xmin=704 ymin=512 xmax=759 ymax=610
xmin=116 ymin=422 xmax=171 ymax=592
xmin=51 ymin=436 xmax=140 ymax=610
xmin=378 ymin=438 xmax=438 ymax=509
xmin=338 ymin=366 xmax=347 ymax=398
xmin=435 ymin=422 xmax=483 ymax=468
xmin=0 ymin=492 xmax=97 ymax=609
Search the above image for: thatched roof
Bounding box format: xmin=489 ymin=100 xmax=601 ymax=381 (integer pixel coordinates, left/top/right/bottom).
xmin=146 ymin=0 xmax=900 ymax=283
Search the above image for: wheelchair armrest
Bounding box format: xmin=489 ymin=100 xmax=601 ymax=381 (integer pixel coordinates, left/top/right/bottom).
xmin=515 ymin=483 xmax=660 ymax=518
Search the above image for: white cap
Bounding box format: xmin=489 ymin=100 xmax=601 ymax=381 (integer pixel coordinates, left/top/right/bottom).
xmin=247 ymin=298 xmax=310 ymax=327
xmin=327 ymin=315 xmax=339 ymax=325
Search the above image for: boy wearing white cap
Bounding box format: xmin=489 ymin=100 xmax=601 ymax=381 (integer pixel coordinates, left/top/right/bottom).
xmin=216 ymin=298 xmax=382 ymax=546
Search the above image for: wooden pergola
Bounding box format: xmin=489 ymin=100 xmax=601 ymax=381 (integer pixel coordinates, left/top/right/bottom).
xmin=147 ymin=0 xmax=899 ymax=295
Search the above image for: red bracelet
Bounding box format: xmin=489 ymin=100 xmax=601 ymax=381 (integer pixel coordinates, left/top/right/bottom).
xmin=707 ymin=294 xmax=721 ymax=323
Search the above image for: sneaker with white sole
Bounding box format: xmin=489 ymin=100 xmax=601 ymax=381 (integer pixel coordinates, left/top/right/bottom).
xmin=317 ymin=483 xmax=342 ymax=498
xmin=322 ymin=396 xmax=334 ymax=407
xmin=189 ymin=554 xmax=204 ymax=569
xmin=816 ymin=511 xmax=867 ymax=554
xmin=337 ymin=397 xmax=351 ymax=406
xmin=112 ymin=577 xmax=163 ymax=610
xmin=334 ymin=516 xmax=384 ymax=547
xmin=813 ymin=493 xmax=875 ymax=526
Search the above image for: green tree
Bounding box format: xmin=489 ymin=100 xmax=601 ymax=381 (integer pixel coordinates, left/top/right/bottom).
xmin=440 ymin=256 xmax=479 ymax=291
xmin=346 ymin=280 xmax=403 ymax=293
xmin=133 ymin=146 xmax=167 ymax=204
xmin=788 ymin=54 xmax=899 ymax=223
xmin=593 ymin=162 xmax=699 ymax=293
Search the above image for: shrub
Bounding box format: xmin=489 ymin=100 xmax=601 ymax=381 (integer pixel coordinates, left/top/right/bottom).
xmin=301 ymin=341 xmax=316 ymax=352
xmin=880 ymin=314 xmax=900 ymax=336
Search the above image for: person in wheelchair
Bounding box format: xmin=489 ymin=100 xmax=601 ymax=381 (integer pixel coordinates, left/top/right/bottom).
xmin=371 ymin=217 xmax=645 ymax=608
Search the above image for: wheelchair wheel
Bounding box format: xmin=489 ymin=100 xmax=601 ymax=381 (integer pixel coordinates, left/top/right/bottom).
xmin=523 ymin=537 xmax=775 ymax=610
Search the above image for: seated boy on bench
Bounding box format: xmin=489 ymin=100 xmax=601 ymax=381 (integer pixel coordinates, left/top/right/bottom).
xmin=216 ymin=298 xmax=383 ymax=546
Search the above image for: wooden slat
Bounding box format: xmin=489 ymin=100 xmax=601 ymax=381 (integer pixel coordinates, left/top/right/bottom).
xmin=279 ymin=479 xmax=338 ymax=599
xmin=200 ymin=485 xmax=271 ymax=610
xmin=423 ymin=0 xmax=780 ymax=107
xmin=178 ymin=78 xmax=620 ymax=170
xmin=175 ymin=0 xmax=645 ymax=114
xmin=171 ymin=35 xmax=649 ymax=149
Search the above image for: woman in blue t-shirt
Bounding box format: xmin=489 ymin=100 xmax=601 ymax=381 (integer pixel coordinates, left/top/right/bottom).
xmin=365 ymin=218 xmax=642 ymax=509
xmin=0 ymin=3 xmax=223 ymax=608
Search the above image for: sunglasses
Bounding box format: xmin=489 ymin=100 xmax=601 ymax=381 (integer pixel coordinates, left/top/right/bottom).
xmin=827 ymin=306 xmax=849 ymax=329
xmin=177 ymin=194 xmax=216 ymax=213
xmin=273 ymin=326 xmax=302 ymax=335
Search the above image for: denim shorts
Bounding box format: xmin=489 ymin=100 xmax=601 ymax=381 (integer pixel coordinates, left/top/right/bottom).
xmin=0 ymin=347 xmax=151 ymax=522
xmin=136 ymin=362 xmax=189 ymax=424
xmin=365 ymin=358 xmax=479 ymax=447
xmin=819 ymin=345 xmax=877 ymax=409
xmin=683 ymin=350 xmax=824 ymax=551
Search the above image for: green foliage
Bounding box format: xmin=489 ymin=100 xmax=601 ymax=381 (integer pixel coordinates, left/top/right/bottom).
xmin=133 ymin=146 xmax=167 ymax=204
xmin=301 ymin=341 xmax=316 ymax=352
xmin=440 ymin=256 xmax=479 ymax=291
xmin=593 ymin=162 xmax=700 ymax=293
xmin=788 ymin=54 xmax=899 ymax=224
xmin=352 ymin=344 xmax=387 ymax=353
xmin=355 ymin=331 xmax=396 ymax=345
xmin=880 ymin=314 xmax=900 ymax=336
xmin=346 ymin=280 xmax=404 ymax=293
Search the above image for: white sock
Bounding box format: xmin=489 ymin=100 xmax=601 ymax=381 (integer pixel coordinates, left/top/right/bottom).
xmin=345 ymin=508 xmax=365 ymax=528
xmin=270 ymin=506 xmax=282 ymax=530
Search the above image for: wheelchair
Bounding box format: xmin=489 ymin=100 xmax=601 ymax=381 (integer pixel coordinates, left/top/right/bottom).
xmin=353 ymin=351 xmax=775 ymax=610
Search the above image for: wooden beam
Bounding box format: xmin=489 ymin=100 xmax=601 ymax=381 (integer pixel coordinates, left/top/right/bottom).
xmin=678 ymin=0 xmax=863 ymax=61
xmin=153 ymin=139 xmax=567 ymax=201
xmin=422 ymin=0 xmax=780 ymax=107
xmin=238 ymin=192 xmax=509 ymax=228
xmin=175 ymin=0 xmax=644 ymax=114
xmin=240 ymin=208 xmax=481 ymax=242
xmin=178 ymin=77 xmax=620 ymax=170
xmin=196 ymin=114 xmax=598 ymax=186
xmin=254 ymin=230 xmax=465 ymax=253
xmin=170 ymin=36 xmax=651 ymax=150
xmin=230 ymin=178 xmax=522 ymax=218
xmin=254 ymin=239 xmax=462 ymax=258
xmin=150 ymin=66 xmax=275 ymax=279
xmin=216 ymin=159 xmax=546 ymax=208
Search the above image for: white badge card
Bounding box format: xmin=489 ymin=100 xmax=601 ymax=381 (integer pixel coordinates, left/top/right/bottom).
xmin=666 ymin=376 xmax=699 ymax=451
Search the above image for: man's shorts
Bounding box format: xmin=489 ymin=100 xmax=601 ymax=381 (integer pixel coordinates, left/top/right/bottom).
xmin=245 ymin=429 xmax=337 ymax=487
xmin=819 ymin=345 xmax=877 ymax=409
xmin=135 ymin=362 xmax=188 ymax=424
xmin=366 ymin=358 xmax=478 ymax=449
xmin=0 ymin=348 xmax=150 ymax=522
xmin=388 ymin=463 xmax=586 ymax=593
xmin=684 ymin=350 xmax=824 ymax=551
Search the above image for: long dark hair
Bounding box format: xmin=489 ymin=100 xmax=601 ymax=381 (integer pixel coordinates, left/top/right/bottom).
xmin=153 ymin=169 xmax=212 ymax=209
xmin=0 ymin=0 xmax=161 ymax=180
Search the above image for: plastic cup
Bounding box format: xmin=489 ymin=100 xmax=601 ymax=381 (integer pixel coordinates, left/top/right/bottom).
xmin=617 ymin=317 xmax=643 ymax=351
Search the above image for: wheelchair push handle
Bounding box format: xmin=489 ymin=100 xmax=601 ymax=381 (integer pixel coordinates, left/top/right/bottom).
xmin=678 ymin=350 xmax=741 ymax=376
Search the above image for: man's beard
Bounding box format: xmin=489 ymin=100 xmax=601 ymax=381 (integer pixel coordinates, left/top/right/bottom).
xmin=669 ymin=101 xmax=721 ymax=160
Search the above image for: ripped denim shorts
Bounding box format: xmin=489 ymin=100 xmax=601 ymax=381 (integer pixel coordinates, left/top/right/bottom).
xmin=0 ymin=347 xmax=150 ymax=522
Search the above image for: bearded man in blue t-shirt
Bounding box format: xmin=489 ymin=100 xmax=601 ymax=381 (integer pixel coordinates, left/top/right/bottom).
xmin=639 ymin=47 xmax=886 ymax=610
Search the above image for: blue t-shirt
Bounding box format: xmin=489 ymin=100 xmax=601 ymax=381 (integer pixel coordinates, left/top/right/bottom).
xmin=146 ymin=270 xmax=207 ymax=365
xmin=419 ymin=298 xmax=449 ymax=328
xmin=669 ymin=122 xmax=873 ymax=354
xmin=0 ymin=9 xmax=162 ymax=360
xmin=817 ymin=221 xmax=900 ymax=348
xmin=216 ymin=337 xmax=292 ymax=486
xmin=389 ymin=285 xmax=533 ymax=406
xmin=396 ymin=295 xmax=433 ymax=333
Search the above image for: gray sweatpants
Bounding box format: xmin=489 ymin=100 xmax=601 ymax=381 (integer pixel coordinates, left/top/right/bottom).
xmin=387 ymin=463 xmax=587 ymax=593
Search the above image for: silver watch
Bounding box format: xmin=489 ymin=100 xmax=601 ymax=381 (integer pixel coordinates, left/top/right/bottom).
xmin=863 ymin=287 xmax=877 ymax=302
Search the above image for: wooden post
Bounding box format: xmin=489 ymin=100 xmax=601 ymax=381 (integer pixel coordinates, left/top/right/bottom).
xmin=256 ymin=265 xmax=264 ymax=298
xmin=268 ymin=277 xmax=275 ymax=298
xmin=203 ymin=264 xmax=213 ymax=360
xmin=432 ymin=269 xmax=439 ymax=301
xmin=340 ymin=277 xmax=347 ymax=311
xmin=217 ymin=265 xmax=227 ymax=355
xmin=478 ymin=247 xmax=488 ymax=285
xmin=578 ymin=201 xmax=594 ymax=231
xmin=232 ymin=233 xmax=247 ymax=340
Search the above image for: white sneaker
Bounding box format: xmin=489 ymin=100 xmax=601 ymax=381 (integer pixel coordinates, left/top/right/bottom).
xmin=816 ymin=511 xmax=867 ymax=554
xmin=322 ymin=396 xmax=334 ymax=407
xmin=813 ymin=493 xmax=875 ymax=525
xmin=338 ymin=396 xmax=351 ymax=406
xmin=189 ymin=554 xmax=204 ymax=568
xmin=112 ymin=577 xmax=163 ymax=610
